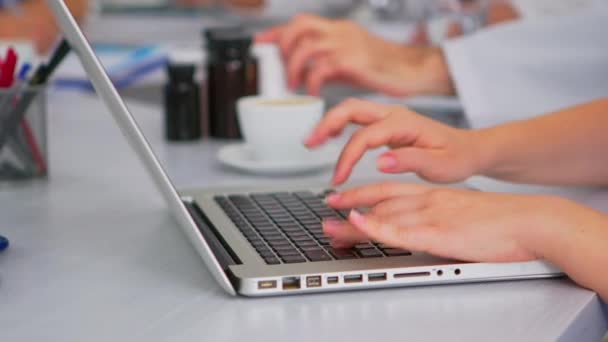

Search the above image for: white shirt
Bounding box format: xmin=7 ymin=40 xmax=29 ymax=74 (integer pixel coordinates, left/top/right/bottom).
xmin=511 ymin=0 xmax=598 ymax=18
xmin=443 ymin=2 xmax=608 ymax=128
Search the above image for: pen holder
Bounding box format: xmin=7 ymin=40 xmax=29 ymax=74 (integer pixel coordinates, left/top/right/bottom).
xmin=0 ymin=86 xmax=48 ymax=181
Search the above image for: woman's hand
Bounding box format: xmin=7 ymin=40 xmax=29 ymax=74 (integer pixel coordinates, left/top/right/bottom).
xmin=305 ymin=99 xmax=482 ymax=185
xmin=256 ymin=14 xmax=453 ymax=96
xmin=324 ymin=182 xmax=608 ymax=300
xmin=324 ymin=182 xmax=574 ymax=263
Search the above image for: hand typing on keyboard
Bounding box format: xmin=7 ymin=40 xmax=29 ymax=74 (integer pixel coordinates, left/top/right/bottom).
xmin=323 ymin=182 xmax=560 ymax=263
xmin=215 ymin=191 xmax=411 ymax=265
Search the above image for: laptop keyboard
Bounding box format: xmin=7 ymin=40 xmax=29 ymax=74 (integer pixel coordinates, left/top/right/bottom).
xmin=214 ymin=191 xmax=411 ymax=265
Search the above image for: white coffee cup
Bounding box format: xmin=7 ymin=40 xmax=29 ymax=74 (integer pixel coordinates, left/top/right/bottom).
xmin=237 ymin=96 xmax=325 ymax=162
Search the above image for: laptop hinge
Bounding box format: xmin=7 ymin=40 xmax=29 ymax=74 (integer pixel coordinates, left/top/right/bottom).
xmin=182 ymin=199 xmax=242 ymax=269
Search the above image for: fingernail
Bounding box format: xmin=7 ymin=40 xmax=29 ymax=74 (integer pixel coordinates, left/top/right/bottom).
xmin=377 ymin=154 xmax=398 ymax=171
xmin=304 ymin=136 xmax=315 ymax=147
xmin=304 ymin=133 xmax=320 ymax=147
xmin=325 ymin=193 xmax=340 ymax=205
xmin=349 ymin=209 xmax=366 ymax=226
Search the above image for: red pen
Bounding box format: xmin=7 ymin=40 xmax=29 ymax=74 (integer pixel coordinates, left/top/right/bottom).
xmin=0 ymin=48 xmax=17 ymax=87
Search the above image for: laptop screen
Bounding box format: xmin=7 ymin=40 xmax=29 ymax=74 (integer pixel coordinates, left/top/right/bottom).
xmin=46 ymin=0 xmax=237 ymax=295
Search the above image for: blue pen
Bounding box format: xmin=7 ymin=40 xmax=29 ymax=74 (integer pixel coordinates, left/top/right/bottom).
xmin=18 ymin=62 xmax=32 ymax=81
xmin=0 ymin=235 xmax=9 ymax=252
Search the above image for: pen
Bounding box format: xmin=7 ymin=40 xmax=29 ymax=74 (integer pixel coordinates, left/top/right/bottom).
xmin=0 ymin=47 xmax=17 ymax=87
xmin=18 ymin=63 xmax=31 ymax=81
xmin=0 ymin=235 xmax=8 ymax=252
xmin=29 ymin=39 xmax=71 ymax=86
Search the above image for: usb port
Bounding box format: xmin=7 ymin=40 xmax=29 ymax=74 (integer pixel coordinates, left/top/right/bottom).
xmin=344 ymin=274 xmax=363 ymax=283
xmin=327 ymin=276 xmax=339 ymax=284
xmin=306 ymin=276 xmax=322 ymax=288
xmin=258 ymin=280 xmax=277 ymax=289
xmin=368 ymin=273 xmax=387 ymax=282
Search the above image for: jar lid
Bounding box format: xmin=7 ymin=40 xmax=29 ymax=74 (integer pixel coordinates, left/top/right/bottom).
xmin=204 ymin=26 xmax=253 ymax=59
xmin=166 ymin=63 xmax=195 ymax=82
xmin=202 ymin=25 xmax=245 ymax=45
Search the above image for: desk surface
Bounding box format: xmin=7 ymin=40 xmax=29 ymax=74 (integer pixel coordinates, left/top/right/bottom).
xmin=1 ymin=90 xmax=606 ymax=341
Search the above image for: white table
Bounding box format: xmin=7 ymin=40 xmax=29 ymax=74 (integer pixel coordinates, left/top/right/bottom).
xmin=0 ymin=89 xmax=606 ymax=341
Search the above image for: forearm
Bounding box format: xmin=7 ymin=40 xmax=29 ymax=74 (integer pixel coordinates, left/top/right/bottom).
xmin=474 ymin=98 xmax=608 ymax=186
xmin=516 ymin=198 xmax=608 ymax=301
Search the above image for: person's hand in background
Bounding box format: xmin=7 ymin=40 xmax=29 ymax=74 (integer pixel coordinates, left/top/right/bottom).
xmin=173 ymin=0 xmax=264 ymax=10
xmin=0 ymin=0 xmax=88 ymax=54
xmin=256 ymin=14 xmax=454 ymax=97
xmin=305 ymin=99 xmax=480 ymax=185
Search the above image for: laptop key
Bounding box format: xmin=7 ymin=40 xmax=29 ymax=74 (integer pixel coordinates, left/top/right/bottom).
xmin=277 ymin=250 xmax=304 ymax=258
xmin=259 ymin=250 xmax=276 ymax=258
xmin=265 ymin=235 xmax=288 ymax=241
xmin=264 ymin=257 xmax=281 ymax=265
xmin=300 ymin=245 xmax=324 ymax=252
xmin=383 ymin=248 xmax=412 ymax=257
xmin=250 ymin=240 xmax=266 ymax=248
xmin=296 ymin=241 xmax=319 ymax=247
xmin=304 ymin=250 xmax=333 ymax=262
xmin=281 ymin=255 xmax=307 ymax=264
xmin=358 ymin=249 xmax=384 ymax=258
xmin=273 ymin=244 xmax=298 ymax=251
xmin=354 ymin=243 xmax=375 ymax=249
xmin=268 ymin=240 xmax=292 ymax=248
xmin=330 ymin=249 xmax=358 ymax=260
xmin=259 ymin=232 xmax=282 ymax=239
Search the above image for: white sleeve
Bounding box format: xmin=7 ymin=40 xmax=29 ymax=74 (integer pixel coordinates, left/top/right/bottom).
xmin=510 ymin=0 xmax=597 ymax=19
xmin=442 ymin=3 xmax=608 ymax=128
xmin=262 ymin=0 xmax=354 ymax=19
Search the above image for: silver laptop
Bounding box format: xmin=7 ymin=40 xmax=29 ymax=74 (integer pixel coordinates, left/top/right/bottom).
xmin=48 ymin=0 xmax=562 ymax=296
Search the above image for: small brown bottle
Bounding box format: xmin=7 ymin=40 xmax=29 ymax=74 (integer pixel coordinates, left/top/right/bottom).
xmin=164 ymin=63 xmax=201 ymax=141
xmin=205 ymin=29 xmax=258 ymax=139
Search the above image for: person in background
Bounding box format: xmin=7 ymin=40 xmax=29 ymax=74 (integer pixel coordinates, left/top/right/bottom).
xmin=303 ymin=96 xmax=608 ymax=301
xmin=0 ymin=0 xmax=89 ymax=54
xmin=256 ymin=0 xmax=607 ymax=128
xmin=409 ymin=0 xmax=596 ymax=45
xmin=174 ymin=0 xmax=354 ymax=19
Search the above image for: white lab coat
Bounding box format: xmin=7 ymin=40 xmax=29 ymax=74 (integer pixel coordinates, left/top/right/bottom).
xmin=262 ymin=0 xmax=596 ymax=21
xmin=443 ymin=2 xmax=608 ymax=128
xmin=511 ymin=0 xmax=597 ymax=18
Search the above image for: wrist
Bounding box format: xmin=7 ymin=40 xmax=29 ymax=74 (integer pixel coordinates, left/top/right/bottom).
xmin=390 ymin=45 xmax=455 ymax=96
xmin=420 ymin=47 xmax=455 ymax=96
xmin=510 ymin=197 xmax=604 ymax=261
xmin=509 ymin=196 xmax=574 ymax=260
xmin=465 ymin=128 xmax=498 ymax=176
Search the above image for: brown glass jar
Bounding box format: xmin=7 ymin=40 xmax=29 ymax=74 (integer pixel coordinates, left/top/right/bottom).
xmin=205 ymin=29 xmax=258 ymax=139
xmin=164 ymin=63 xmax=201 ymax=141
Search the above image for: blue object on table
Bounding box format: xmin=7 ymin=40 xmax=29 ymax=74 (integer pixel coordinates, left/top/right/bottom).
xmin=53 ymin=45 xmax=168 ymax=91
xmin=0 ymin=235 xmax=9 ymax=252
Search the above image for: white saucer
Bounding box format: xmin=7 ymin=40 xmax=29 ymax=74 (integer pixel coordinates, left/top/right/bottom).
xmin=217 ymin=143 xmax=341 ymax=175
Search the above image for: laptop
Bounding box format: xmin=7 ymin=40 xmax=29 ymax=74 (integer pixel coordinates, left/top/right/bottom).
xmin=48 ymin=0 xmax=562 ymax=296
